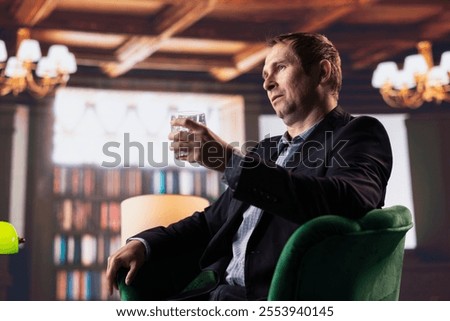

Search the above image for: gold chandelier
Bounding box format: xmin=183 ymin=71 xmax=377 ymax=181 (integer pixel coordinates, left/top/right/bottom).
xmin=372 ymin=41 xmax=450 ymax=109
xmin=0 ymin=29 xmax=77 ymax=98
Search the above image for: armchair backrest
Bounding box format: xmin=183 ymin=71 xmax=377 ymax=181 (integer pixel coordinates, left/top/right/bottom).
xmin=268 ymin=205 xmax=413 ymax=301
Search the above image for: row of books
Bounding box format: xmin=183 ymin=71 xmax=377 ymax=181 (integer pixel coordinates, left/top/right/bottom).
xmin=53 ymin=165 xmax=226 ymax=200
xmin=56 ymin=269 xmax=119 ymax=301
xmin=56 ymin=199 xmax=121 ymax=232
xmin=52 ymin=164 xmax=226 ymax=301
xmin=54 ymin=234 xmax=121 ymax=267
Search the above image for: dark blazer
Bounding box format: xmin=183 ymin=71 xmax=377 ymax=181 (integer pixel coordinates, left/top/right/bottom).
xmin=136 ymin=106 xmax=393 ymax=300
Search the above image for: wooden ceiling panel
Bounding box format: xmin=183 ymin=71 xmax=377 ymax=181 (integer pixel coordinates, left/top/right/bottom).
xmin=0 ymin=0 xmax=448 ymax=82
xmin=101 ymin=1 xmax=216 ymax=77
xmin=10 ymin=0 xmax=59 ymax=25
xmin=74 ymin=51 xmax=235 ymax=72
xmin=211 ymin=0 xmax=375 ymax=12
xmin=343 ymin=4 xmax=442 ymax=24
xmin=36 ymin=11 xmax=156 ymax=36
xmin=420 ymin=11 xmax=450 ymax=38
xmin=159 ymin=38 xmax=248 ymax=55
xmin=138 ymin=53 xmax=235 ymax=72
xmin=349 ymin=40 xmax=417 ymax=69
xmin=31 ymin=29 xmax=126 ymax=50
xmin=177 ymin=17 xmax=293 ymax=42
xmin=56 ymin=0 xmax=164 ymax=15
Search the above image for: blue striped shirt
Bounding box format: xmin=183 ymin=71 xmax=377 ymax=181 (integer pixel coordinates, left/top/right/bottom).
xmin=225 ymin=124 xmax=319 ymax=286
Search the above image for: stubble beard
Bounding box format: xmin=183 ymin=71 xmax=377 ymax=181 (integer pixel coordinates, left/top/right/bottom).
xmin=275 ymin=101 xmax=302 ymax=127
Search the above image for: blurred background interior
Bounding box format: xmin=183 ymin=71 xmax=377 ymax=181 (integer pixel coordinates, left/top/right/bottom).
xmin=0 ymin=0 xmax=449 ymax=300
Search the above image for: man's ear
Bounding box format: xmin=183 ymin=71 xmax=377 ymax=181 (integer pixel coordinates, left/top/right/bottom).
xmin=319 ymin=59 xmax=332 ymax=84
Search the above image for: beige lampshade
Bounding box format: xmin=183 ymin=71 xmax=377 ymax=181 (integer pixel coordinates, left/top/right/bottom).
xmin=120 ymin=194 xmax=209 ymax=245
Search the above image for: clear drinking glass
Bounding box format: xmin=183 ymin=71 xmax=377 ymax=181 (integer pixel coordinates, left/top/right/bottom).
xmin=170 ymin=111 xmax=206 ymax=157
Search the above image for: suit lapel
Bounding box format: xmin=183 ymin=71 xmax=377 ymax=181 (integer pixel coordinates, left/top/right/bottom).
xmin=285 ymin=106 xmax=352 ymax=169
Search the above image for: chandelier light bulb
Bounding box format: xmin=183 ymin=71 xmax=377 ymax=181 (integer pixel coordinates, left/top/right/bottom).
xmin=403 ymin=54 xmax=428 ymax=75
xmin=5 ymin=56 xmax=27 ymax=78
xmin=440 ymin=51 xmax=450 ymax=73
xmin=428 ymin=66 xmax=450 ymax=86
xmin=371 ymin=61 xmax=398 ymax=88
xmin=17 ymin=39 xmax=42 ymax=62
xmin=60 ymin=52 xmax=77 ymax=74
xmin=36 ymin=57 xmax=58 ymax=78
xmin=48 ymin=45 xmax=69 ymax=62
xmin=392 ymin=69 xmax=416 ymax=90
xmin=0 ymin=40 xmax=7 ymax=62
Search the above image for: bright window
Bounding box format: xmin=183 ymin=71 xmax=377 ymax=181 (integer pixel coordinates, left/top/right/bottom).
xmin=53 ymin=87 xmax=245 ymax=168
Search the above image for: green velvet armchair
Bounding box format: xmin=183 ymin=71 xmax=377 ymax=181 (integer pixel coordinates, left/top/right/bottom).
xmin=118 ymin=205 xmax=413 ymax=301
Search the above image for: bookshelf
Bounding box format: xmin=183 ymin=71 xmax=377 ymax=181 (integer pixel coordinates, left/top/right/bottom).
xmin=52 ymin=164 xmax=225 ymax=300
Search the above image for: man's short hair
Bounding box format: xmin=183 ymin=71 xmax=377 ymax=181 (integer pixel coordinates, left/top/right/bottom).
xmin=268 ymin=32 xmax=342 ymax=97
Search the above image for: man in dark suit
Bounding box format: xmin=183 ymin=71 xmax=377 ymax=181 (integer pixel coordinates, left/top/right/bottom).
xmin=106 ymin=32 xmax=392 ymax=300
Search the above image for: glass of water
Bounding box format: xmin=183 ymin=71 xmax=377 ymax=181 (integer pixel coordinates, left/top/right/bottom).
xmin=170 ymin=111 xmax=206 ymax=157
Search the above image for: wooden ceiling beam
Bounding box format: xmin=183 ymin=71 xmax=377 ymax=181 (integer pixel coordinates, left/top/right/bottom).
xmin=209 ymin=4 xmax=361 ymax=82
xmin=145 ymin=0 xmax=377 ymax=8
xmin=420 ymin=11 xmax=450 ymax=39
xmin=37 ymin=13 xmax=276 ymax=42
xmin=292 ymin=5 xmax=359 ymax=32
xmin=212 ymin=0 xmax=378 ymax=10
xmin=210 ymin=44 xmax=269 ymax=82
xmin=75 ymin=51 xmax=234 ymax=72
xmin=10 ymin=0 xmax=59 ymax=26
xmin=36 ymin=12 xmax=271 ymax=42
xmin=328 ymin=29 xmax=424 ymax=46
xmin=178 ymin=18 xmax=291 ymax=42
xmin=36 ymin=11 xmax=156 ymax=36
xmin=101 ymin=0 xmax=217 ymax=77
xmin=137 ymin=55 xmax=234 ymax=72
xmin=351 ymin=41 xmax=416 ymax=70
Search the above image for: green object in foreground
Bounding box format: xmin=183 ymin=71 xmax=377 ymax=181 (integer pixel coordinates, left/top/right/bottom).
xmin=0 ymin=221 xmax=21 ymax=254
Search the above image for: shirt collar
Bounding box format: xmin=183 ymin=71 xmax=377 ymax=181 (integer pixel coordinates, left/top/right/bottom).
xmin=279 ymin=120 xmax=321 ymax=146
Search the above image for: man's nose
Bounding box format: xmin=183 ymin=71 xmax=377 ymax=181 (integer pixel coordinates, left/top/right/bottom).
xmin=263 ymin=76 xmax=276 ymax=91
